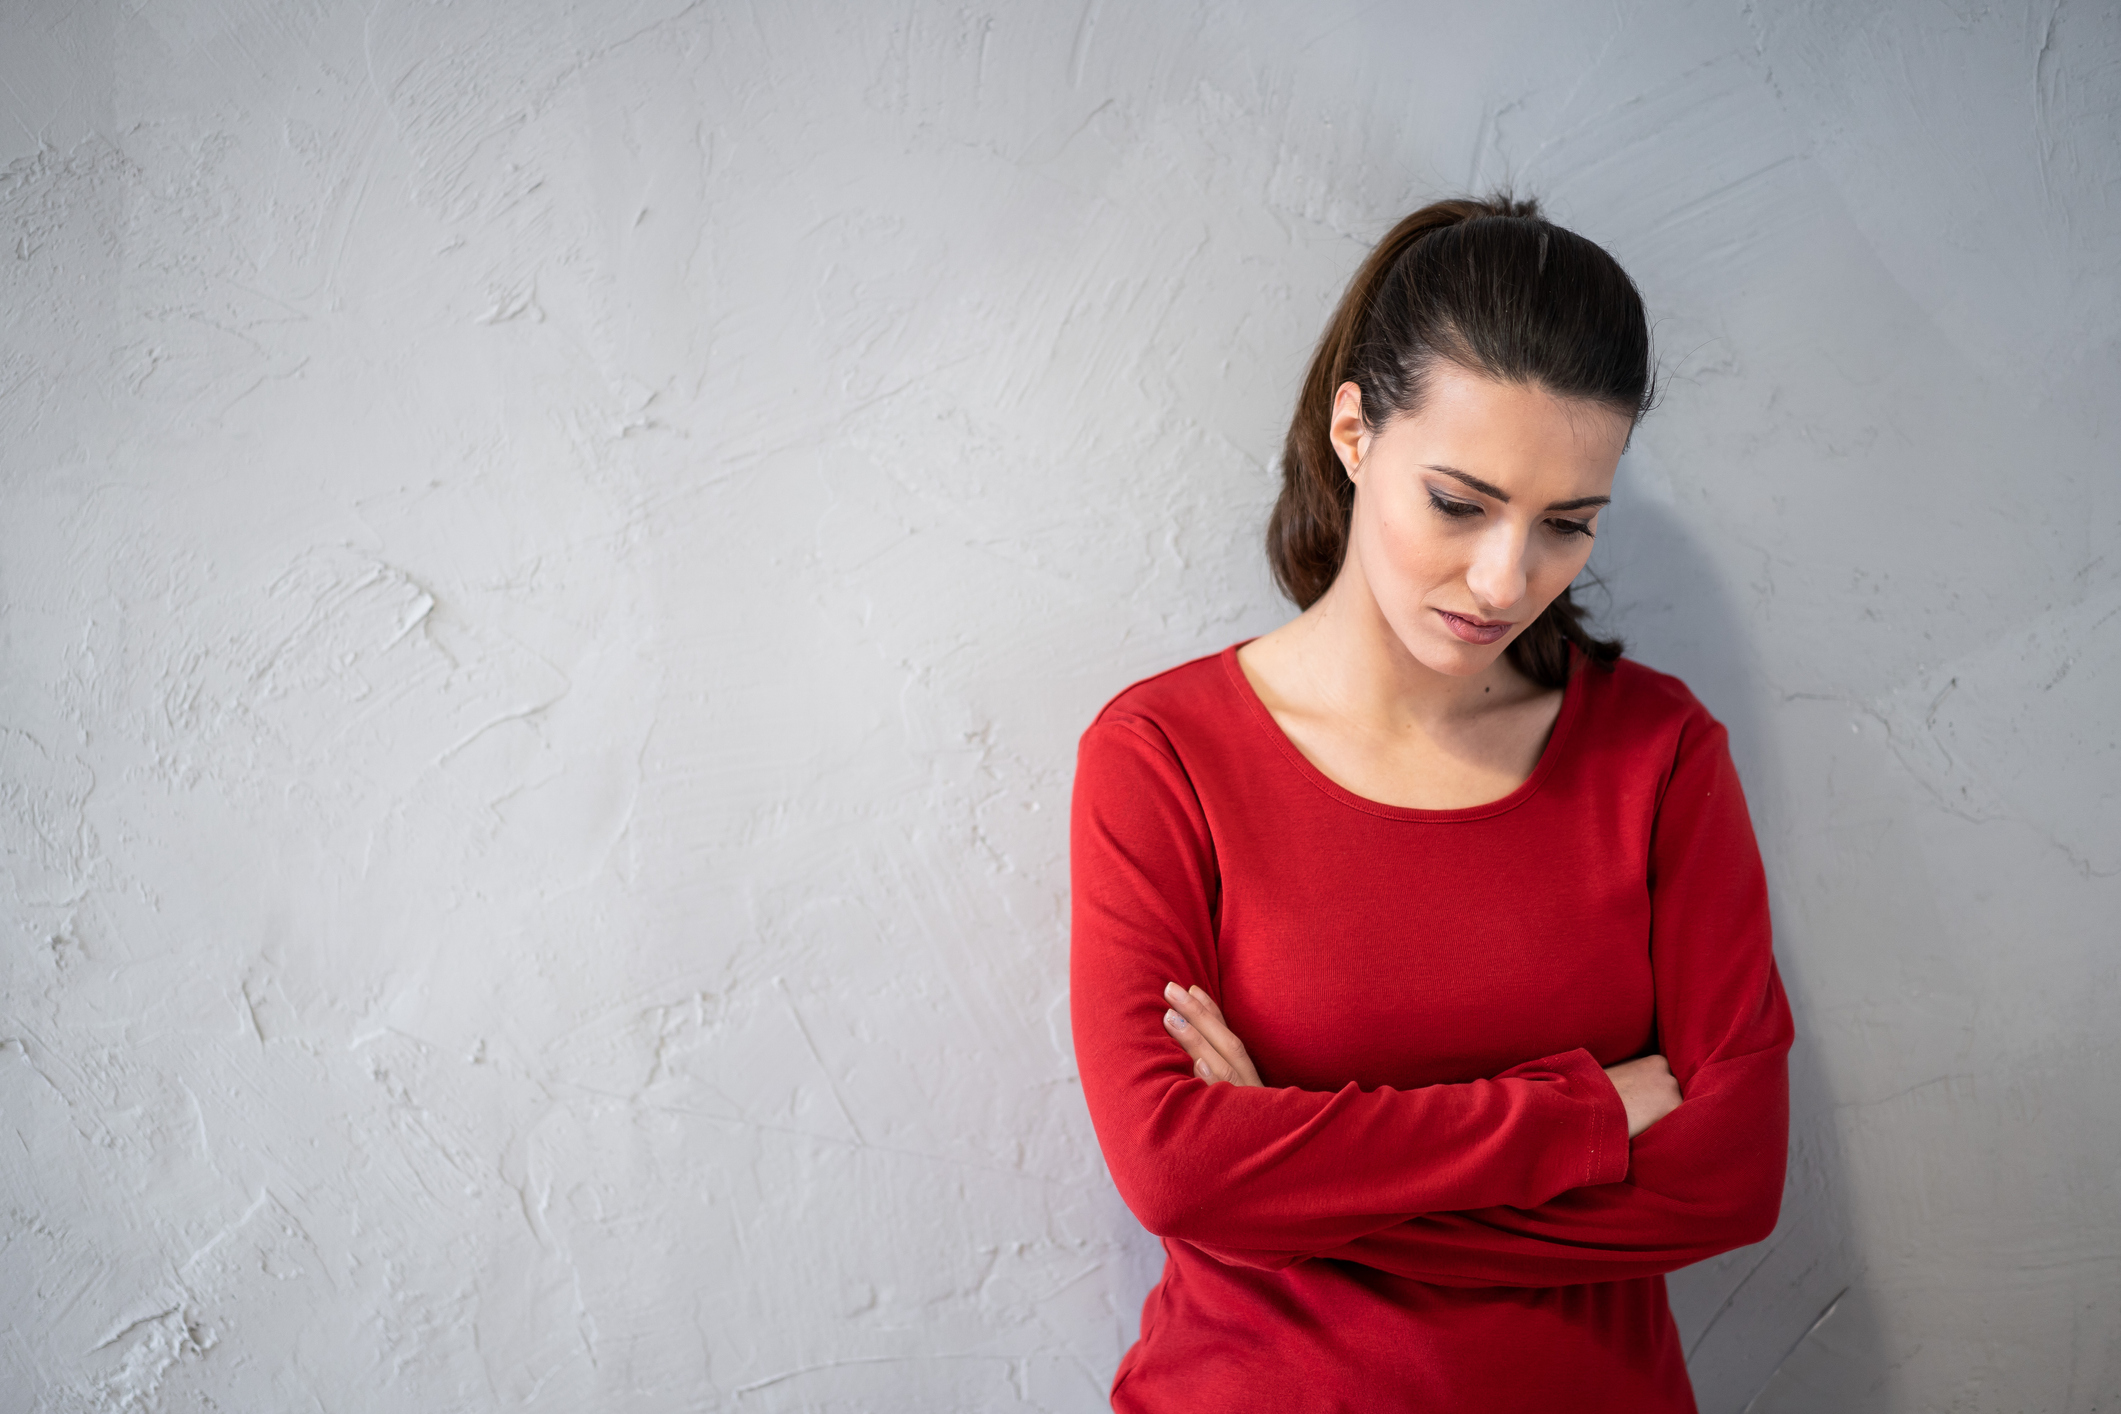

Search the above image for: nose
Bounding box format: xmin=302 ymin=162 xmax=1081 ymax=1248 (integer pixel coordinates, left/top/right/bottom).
xmin=1465 ymin=523 xmax=1528 ymax=613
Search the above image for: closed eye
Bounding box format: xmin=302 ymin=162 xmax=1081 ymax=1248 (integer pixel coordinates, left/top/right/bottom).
xmin=1427 ymin=491 xmax=1481 ymax=519
xmin=1546 ymin=517 xmax=1595 ymax=538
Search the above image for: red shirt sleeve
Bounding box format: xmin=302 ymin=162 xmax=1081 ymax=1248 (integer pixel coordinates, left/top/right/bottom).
xmin=1069 ymin=715 xmax=1632 ymax=1253
xmin=1237 ymin=708 xmax=1795 ymax=1284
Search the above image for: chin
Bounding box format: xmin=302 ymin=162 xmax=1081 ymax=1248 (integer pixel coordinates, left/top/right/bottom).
xmin=1432 ymin=647 xmax=1505 ymax=677
xmin=1402 ymin=626 xmax=1509 ymax=678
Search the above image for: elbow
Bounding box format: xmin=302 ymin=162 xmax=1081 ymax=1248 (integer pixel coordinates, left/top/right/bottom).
xmin=1097 ymin=1095 xmax=1238 ymax=1241
xmin=1717 ymin=1204 xmax=1778 ymax=1253
xmin=1732 ymin=1136 xmax=1790 ymax=1247
xmin=1109 ymin=1150 xmax=1236 ymax=1244
xmin=1735 ymin=1184 xmax=1784 ymax=1249
xmin=1704 ymin=1171 xmax=1784 ymax=1254
xmin=1119 ymin=1182 xmax=1304 ymax=1272
xmin=1118 ymin=1186 xmax=1179 ymax=1239
xmin=1117 ymin=1172 xmax=1210 ymax=1241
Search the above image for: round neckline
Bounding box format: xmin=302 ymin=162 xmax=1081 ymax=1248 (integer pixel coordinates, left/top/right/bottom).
xmin=1218 ymin=639 xmax=1587 ymax=823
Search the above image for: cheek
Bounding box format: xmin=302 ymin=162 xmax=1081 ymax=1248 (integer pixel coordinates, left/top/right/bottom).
xmin=1361 ymin=494 xmax=1453 ymax=584
xmin=1530 ymin=537 xmax=1596 ymax=596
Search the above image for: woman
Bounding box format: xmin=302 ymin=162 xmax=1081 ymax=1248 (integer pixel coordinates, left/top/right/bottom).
xmin=1069 ymin=195 xmax=1793 ymax=1412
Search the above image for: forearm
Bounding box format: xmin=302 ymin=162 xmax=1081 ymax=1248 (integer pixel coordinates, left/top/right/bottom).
xmin=1185 ymin=1159 xmax=1781 ymax=1288
xmin=1083 ymin=1036 xmax=1631 ymax=1247
xmin=1195 ymin=1042 xmax=1791 ymax=1286
xmin=1307 ymin=1173 xmax=1781 ymax=1288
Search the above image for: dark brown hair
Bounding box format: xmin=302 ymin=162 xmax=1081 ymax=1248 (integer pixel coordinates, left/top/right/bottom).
xmin=1266 ymin=194 xmax=1653 ymax=688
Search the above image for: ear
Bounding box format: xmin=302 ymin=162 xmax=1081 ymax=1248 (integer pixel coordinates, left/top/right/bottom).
xmin=1329 ymin=381 xmax=1368 ymax=481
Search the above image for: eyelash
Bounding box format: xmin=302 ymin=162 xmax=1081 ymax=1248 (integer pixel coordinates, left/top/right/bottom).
xmin=1426 ymin=492 xmax=1595 ymax=539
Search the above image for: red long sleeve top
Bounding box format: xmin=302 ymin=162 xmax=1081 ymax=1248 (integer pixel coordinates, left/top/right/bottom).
xmin=1069 ymin=644 xmax=1793 ymax=1412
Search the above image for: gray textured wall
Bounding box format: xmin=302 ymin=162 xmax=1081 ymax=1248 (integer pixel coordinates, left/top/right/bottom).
xmin=2 ymin=2 xmax=2115 ymax=1410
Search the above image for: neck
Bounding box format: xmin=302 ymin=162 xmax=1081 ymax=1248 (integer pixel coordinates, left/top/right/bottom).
xmin=1285 ymin=553 xmax=1535 ymax=734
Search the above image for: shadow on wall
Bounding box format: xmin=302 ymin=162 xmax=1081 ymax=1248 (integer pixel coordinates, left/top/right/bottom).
xmin=1587 ymin=455 xmax=1875 ymax=1414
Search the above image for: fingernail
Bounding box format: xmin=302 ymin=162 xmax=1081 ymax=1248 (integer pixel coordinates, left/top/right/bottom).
xmin=1164 ymin=1009 xmax=1188 ymax=1031
xmin=1164 ymin=982 xmax=1183 ymax=1003
xmin=1195 ymin=1059 xmax=1212 ymax=1080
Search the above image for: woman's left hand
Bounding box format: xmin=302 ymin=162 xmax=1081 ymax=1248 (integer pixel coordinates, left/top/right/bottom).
xmin=1161 ymin=981 xmax=1263 ymax=1086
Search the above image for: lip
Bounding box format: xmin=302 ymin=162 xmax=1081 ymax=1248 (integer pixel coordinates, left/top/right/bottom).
xmin=1435 ymin=609 xmax=1514 ymax=645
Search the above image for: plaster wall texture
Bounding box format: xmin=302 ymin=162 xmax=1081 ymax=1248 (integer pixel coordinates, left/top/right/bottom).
xmin=2 ymin=1 xmax=2115 ymax=1410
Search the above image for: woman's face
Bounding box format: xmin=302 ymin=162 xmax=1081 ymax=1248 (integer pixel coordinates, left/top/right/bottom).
xmin=1332 ymin=363 xmax=1632 ymax=679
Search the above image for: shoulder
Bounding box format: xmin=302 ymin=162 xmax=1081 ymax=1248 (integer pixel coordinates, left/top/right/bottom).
xmin=1072 ymin=646 xmax=1256 ymax=823
xmin=1082 ymin=646 xmax=1243 ymax=751
xmin=1589 ymin=654 xmax=1715 ymax=721
xmin=1575 ymin=654 xmax=1728 ymax=761
xmin=1569 ymin=657 xmax=1751 ymax=827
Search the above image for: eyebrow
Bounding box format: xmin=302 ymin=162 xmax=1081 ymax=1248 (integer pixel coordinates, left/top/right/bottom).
xmin=1430 ymin=466 xmax=1612 ymax=514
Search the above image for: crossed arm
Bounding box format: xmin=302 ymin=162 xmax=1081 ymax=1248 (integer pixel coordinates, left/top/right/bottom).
xmin=1153 ymin=983 xmax=1774 ymax=1288
xmin=1161 ymin=981 xmax=1684 ymax=1139
xmin=1070 ymin=704 xmax=1794 ymax=1286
